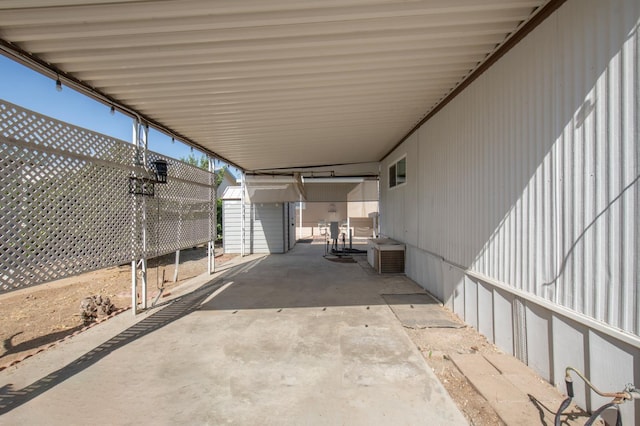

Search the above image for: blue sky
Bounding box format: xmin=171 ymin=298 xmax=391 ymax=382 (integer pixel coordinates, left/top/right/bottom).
xmin=0 ymin=55 xmax=236 ymax=173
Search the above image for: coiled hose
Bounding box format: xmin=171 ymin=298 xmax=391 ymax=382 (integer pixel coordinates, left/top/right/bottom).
xmin=555 ymin=366 xmax=637 ymax=426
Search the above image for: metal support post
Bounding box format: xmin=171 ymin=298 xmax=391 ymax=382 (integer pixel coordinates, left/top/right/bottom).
xmin=131 ymin=119 xmax=149 ymax=314
xmin=376 ymin=172 xmax=381 ymax=238
xmin=240 ymin=172 xmax=246 ymax=257
xmin=140 ymin=124 xmax=149 ymax=309
xmin=130 ymin=120 xmax=139 ymax=315
xmin=131 ymin=260 xmax=137 ymax=315
xmin=208 ymin=241 xmax=215 ymax=274
xmin=140 ymin=257 xmax=147 ymax=309
xmin=173 ymin=250 xmax=180 ymax=282
xmin=298 ymin=194 xmax=303 ymax=240
xmin=208 ymin=156 xmax=216 ymax=274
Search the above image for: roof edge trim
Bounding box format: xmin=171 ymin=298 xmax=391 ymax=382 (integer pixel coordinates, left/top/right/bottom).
xmin=0 ymin=38 xmax=243 ymax=171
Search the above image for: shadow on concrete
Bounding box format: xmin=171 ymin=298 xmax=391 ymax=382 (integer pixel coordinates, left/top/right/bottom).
xmin=0 ymin=247 xmax=432 ymax=415
xmin=1 ymin=326 xmax=85 ymax=360
xmin=198 ymin=275 xmax=390 ymax=311
xmin=198 ymin=246 xmax=427 ymax=312
xmin=0 ymin=272 xmax=231 ymax=415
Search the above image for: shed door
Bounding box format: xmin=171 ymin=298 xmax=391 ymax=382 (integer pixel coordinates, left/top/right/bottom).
xmin=288 ymin=203 xmax=296 ymax=249
xmin=283 ymin=203 xmax=289 ymax=252
xmin=222 ymin=200 xmax=241 ymax=254
xmin=244 ymin=203 xmax=284 ymax=253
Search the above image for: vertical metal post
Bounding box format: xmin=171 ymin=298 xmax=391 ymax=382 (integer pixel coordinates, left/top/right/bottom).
xmin=131 ymin=120 xmax=139 ymax=315
xmin=140 ymin=124 xmax=148 ymax=310
xmin=208 ymin=241 xmax=214 ymax=273
xmin=376 ymin=172 xmax=381 ymax=238
xmin=131 ymin=260 xmax=137 ymax=315
xmin=298 ymin=194 xmax=303 ymax=240
xmin=140 ymin=256 xmax=147 ymax=309
xmin=131 ymin=119 xmax=149 ymax=314
xmin=173 ymin=250 xmax=180 ymax=282
xmin=208 ymin=156 xmax=216 ymax=274
xmin=240 ymin=172 xmax=246 ymax=257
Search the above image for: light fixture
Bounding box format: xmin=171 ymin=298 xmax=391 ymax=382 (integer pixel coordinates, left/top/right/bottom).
xmin=129 ymin=159 xmax=170 ymax=196
xmin=110 ymin=105 xmax=115 ymax=115
xmin=55 ymin=76 xmax=62 ymax=92
xmin=152 ymin=159 xmax=169 ymax=184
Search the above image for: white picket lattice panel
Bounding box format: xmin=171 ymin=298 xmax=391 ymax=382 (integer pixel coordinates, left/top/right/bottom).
xmin=0 ymin=101 xmax=215 ymax=293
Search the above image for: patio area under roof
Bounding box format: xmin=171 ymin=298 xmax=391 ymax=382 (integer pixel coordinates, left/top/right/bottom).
xmin=0 ymin=242 xmax=467 ymax=424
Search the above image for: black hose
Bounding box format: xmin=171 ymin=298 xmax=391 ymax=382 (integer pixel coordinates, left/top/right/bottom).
xmin=584 ymin=402 xmax=620 ymax=426
xmin=554 ymin=397 xmax=573 ymax=426
xmin=566 ymin=377 xmax=574 ymax=398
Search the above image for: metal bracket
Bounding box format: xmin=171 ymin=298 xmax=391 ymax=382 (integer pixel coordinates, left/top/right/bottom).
xmin=129 ymin=176 xmax=156 ymax=197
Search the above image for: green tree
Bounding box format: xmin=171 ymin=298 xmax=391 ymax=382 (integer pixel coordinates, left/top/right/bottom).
xmin=181 ymin=153 xmax=209 ymax=171
xmin=181 ymin=154 xmax=226 ymax=186
xmin=180 ymin=154 xmax=227 ymax=240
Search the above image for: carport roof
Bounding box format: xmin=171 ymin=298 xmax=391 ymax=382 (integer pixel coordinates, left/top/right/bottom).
xmin=0 ymin=0 xmax=553 ymax=175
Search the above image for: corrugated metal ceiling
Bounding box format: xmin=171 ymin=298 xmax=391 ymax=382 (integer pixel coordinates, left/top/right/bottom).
xmin=0 ymin=0 xmax=547 ymax=173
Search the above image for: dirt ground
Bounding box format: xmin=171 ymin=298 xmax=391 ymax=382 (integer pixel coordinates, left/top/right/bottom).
xmin=0 ymin=246 xmax=235 ymax=369
xmin=403 ymin=308 xmax=506 ymax=425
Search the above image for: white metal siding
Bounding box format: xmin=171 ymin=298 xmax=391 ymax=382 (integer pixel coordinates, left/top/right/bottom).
xmin=284 ymin=203 xmax=289 ymax=251
xmin=382 ymin=0 xmax=640 ymax=337
xmin=223 ymin=200 xmax=285 ymax=254
xmin=247 ymin=204 xmax=284 ymax=254
xmin=381 ymin=0 xmax=639 ymax=418
xmin=288 ymin=202 xmax=297 ymax=250
xmin=223 ymin=200 xmax=242 ymax=254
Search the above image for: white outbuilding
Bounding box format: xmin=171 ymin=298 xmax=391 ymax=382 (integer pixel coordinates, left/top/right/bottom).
xmin=221 ymin=186 xmax=296 ymax=254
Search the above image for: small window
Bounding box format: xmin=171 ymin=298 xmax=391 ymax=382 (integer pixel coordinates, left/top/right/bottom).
xmin=389 ymin=164 xmax=397 ymax=188
xmin=388 ymin=157 xmax=406 ymax=188
xmin=396 ymin=158 xmax=406 ymax=185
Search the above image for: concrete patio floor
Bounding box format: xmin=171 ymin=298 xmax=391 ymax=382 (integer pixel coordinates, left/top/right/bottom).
xmin=0 ymin=242 xmax=467 ymax=425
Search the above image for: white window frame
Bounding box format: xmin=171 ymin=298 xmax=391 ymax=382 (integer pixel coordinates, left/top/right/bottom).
xmin=388 ymin=156 xmax=407 ymax=189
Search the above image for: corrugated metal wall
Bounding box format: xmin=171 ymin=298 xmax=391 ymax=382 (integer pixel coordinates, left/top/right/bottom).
xmin=223 ymin=201 xmax=285 ymax=254
xmin=382 ymin=0 xmax=639 ymax=337
xmin=223 ymin=200 xmax=242 ymax=254
xmin=381 ymin=1 xmax=639 ymax=418
xmin=288 ymin=203 xmax=297 ymax=250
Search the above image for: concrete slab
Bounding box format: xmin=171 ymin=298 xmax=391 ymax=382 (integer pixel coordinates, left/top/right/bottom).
xmin=450 ymin=353 xmax=599 ymax=425
xmin=485 ymin=353 xmax=566 ymax=405
xmin=0 ymin=244 xmax=466 ymax=425
xmin=451 ymin=353 xmax=545 ymax=425
xmin=382 ymin=293 xmax=463 ymax=329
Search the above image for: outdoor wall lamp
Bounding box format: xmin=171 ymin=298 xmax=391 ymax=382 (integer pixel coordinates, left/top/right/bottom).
xmin=152 ymin=159 xmax=168 ymax=184
xmin=129 ymin=159 xmax=169 ymax=196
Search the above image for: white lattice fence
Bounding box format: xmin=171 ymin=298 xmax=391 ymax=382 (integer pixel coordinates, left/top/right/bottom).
xmin=146 ymin=151 xmax=214 ymax=257
xmin=0 ymin=101 xmax=215 ymax=293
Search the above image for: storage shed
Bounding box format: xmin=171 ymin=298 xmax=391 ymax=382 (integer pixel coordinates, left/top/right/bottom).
xmin=222 ymin=186 xmax=296 ymax=254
